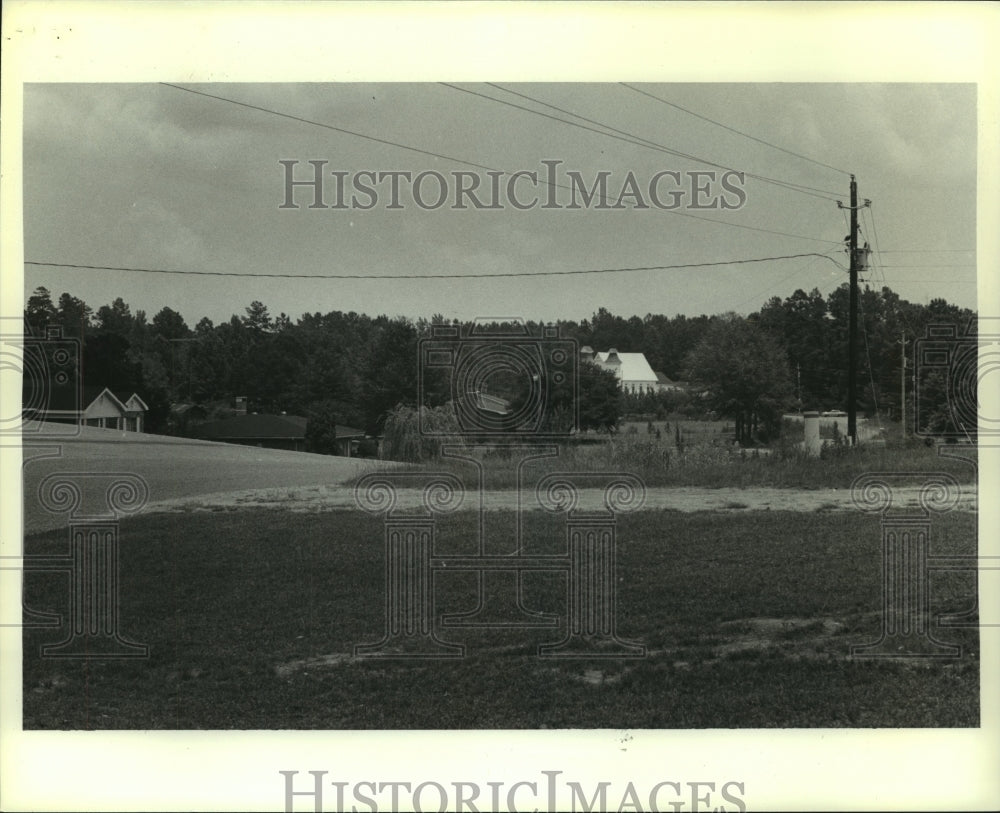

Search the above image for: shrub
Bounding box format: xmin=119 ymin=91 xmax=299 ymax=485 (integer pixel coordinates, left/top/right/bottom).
xmin=379 ymin=404 xmax=463 ymax=463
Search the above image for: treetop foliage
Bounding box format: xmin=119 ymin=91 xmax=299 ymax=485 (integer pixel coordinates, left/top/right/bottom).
xmin=23 ymin=283 xmax=975 ymax=442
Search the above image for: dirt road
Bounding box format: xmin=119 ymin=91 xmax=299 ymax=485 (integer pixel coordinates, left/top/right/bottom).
xmin=144 ymin=481 xmax=978 ymax=518
xmin=18 ymin=424 xmax=977 ymax=533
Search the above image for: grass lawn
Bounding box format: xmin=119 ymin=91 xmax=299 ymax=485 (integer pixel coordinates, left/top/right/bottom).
xmin=22 ymin=508 xmax=978 ymax=729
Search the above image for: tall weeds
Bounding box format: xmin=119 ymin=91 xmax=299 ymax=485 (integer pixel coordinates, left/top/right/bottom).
xmin=376 ymin=416 xmax=977 ymax=490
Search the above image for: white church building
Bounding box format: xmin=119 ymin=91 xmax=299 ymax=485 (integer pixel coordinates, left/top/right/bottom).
xmin=581 ymin=346 xmax=660 ymax=394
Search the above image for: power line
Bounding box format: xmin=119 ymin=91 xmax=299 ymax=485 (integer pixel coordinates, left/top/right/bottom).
xmin=620 ymin=83 xmax=852 ymax=177
xmin=160 ymin=83 xmax=841 ymax=247
xmin=866 ymin=205 xmax=889 ymax=292
xmin=447 ymin=82 xmax=842 ymax=202
xmin=878 ymin=278 xmax=977 ymax=284
xmin=25 ymin=253 xmax=845 ymax=280
xmin=483 ymin=82 xmax=844 ymax=199
xmin=161 ymin=83 xmax=503 ymax=175
xmin=729 ymin=252 xmax=831 ymax=313
xmin=858 ymin=209 xmax=886 ymax=292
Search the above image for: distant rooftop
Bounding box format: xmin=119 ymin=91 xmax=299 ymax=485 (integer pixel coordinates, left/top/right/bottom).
xmin=196 ymin=413 xmax=364 ymax=440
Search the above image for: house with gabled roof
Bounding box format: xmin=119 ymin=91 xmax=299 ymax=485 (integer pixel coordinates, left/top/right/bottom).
xmin=32 ymin=384 xmax=150 ymax=431
xmin=79 ymin=387 xmax=149 ymax=431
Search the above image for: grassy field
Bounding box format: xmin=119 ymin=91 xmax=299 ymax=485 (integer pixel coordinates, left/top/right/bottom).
xmin=23 ymin=507 xmax=978 ymax=729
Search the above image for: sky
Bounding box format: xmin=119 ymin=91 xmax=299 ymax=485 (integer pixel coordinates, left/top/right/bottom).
xmin=21 ymin=82 xmax=978 ymax=328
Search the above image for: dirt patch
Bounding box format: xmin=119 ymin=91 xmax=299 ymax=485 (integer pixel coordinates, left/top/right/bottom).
xmin=275 ymin=653 xmax=355 ymax=678
xmin=714 ymin=617 xmax=845 ymax=657
xmin=146 ymin=483 xmax=978 ymax=516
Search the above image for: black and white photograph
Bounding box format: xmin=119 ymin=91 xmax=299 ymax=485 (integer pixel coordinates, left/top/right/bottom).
xmin=2 ymin=2 xmax=998 ymax=811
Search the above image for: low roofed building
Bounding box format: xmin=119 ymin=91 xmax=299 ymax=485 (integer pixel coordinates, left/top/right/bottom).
xmin=194 ymin=413 xmax=365 ymax=455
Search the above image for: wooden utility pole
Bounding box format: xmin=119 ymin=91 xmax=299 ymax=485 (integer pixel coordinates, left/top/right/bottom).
xmin=839 ymin=176 xmax=869 ymax=446
xmin=848 ymin=176 xmax=859 ymax=444
xmin=900 ymin=331 xmax=906 ymax=441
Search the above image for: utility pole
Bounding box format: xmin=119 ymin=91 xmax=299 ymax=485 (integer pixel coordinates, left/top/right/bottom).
xmin=839 ymin=176 xmax=870 ymax=446
xmin=848 ymin=176 xmax=859 ymax=444
xmin=899 ymin=331 xmax=906 ymax=442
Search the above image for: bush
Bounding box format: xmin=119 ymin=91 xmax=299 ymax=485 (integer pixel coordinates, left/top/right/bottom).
xmin=379 ymin=404 xmax=464 ymax=463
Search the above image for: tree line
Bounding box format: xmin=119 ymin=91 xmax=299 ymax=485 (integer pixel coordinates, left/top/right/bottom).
xmin=23 ymin=283 xmax=975 ymax=444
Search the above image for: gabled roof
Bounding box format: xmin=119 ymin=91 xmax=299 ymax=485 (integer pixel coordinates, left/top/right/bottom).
xmin=26 ymin=382 xmax=146 ymax=418
xmin=84 ymin=387 xmax=128 ymax=412
xmin=81 ymin=386 xmax=147 ymax=412
xmin=124 ymin=393 xmax=149 ymax=412
xmin=594 ymin=351 xmax=658 ymax=383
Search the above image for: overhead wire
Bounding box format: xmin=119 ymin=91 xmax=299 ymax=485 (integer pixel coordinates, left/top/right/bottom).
xmin=161 ymin=83 xmax=842 ymax=247
xmin=484 ymin=82 xmax=845 ymax=199
xmin=619 ymin=83 xmax=853 ymax=177
xmin=862 ymin=205 xmax=888 ymax=291
xmin=25 ymin=252 xmax=846 ymax=281
xmin=877 ymin=249 xmax=975 ymax=254
xmin=729 ymin=251 xmax=831 ymax=313
xmin=856 ymin=214 xmax=884 ymax=291
xmin=447 ymin=82 xmax=843 ymax=202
